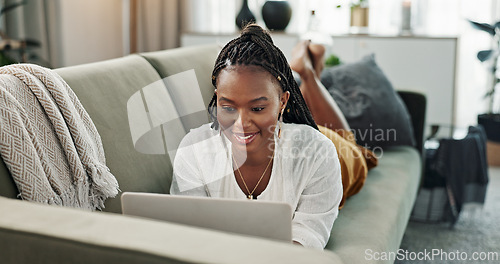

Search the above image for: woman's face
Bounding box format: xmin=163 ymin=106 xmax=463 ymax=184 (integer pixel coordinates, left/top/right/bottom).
xmin=216 ymin=65 xmax=289 ymax=155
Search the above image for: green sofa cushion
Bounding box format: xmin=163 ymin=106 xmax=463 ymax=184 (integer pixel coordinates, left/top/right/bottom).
xmin=327 ymin=146 xmax=421 ymax=263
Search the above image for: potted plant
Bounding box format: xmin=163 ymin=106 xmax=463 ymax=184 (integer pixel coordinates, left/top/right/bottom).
xmin=469 ymin=19 xmax=500 ymax=143
xmin=325 ymin=54 xmax=341 ymax=67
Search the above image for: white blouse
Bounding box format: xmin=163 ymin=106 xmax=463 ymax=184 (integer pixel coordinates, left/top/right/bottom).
xmin=170 ymin=122 xmax=343 ymax=249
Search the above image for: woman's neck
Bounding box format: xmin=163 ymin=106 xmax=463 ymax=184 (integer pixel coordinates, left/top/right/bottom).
xmin=232 ymin=143 xmax=275 ymax=167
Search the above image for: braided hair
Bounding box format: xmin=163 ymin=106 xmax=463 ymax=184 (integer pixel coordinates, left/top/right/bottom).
xmin=208 ymin=23 xmax=318 ymax=131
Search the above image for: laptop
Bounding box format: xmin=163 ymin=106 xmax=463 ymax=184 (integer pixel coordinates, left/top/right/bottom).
xmin=121 ymin=192 xmax=293 ymax=242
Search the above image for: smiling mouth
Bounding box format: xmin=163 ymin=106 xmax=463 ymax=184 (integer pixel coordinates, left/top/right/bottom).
xmin=232 ymin=132 xmax=259 ymax=144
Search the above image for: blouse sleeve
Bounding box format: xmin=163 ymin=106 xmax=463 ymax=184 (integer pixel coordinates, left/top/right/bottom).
xmin=291 ymin=139 xmax=343 ymax=249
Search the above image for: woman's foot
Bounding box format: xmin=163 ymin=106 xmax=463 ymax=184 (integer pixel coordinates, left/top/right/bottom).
xmin=290 ymin=40 xmax=315 ymax=80
xmin=290 ymin=40 xmax=325 ymax=79
xmin=308 ymin=43 xmax=325 ymax=78
xmin=290 ymin=40 xmax=351 ymax=131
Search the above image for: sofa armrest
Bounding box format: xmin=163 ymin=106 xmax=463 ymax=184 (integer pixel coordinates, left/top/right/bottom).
xmin=397 ymin=91 xmax=426 ymax=155
xmin=0 ymin=197 xmax=342 ymax=264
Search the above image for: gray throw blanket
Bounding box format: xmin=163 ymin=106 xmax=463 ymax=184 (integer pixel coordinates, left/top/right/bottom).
xmin=0 ymin=64 xmax=119 ymax=211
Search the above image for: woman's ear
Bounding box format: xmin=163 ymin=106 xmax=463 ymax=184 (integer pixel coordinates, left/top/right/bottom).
xmin=281 ymin=91 xmax=290 ymax=109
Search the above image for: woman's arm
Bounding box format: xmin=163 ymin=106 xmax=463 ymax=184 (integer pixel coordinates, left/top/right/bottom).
xmin=291 ymin=139 xmax=343 ymax=249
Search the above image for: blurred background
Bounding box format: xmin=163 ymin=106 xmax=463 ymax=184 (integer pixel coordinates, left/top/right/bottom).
xmin=0 ymin=0 xmax=498 ymax=131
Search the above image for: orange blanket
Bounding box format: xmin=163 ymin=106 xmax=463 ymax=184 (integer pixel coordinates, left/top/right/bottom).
xmin=318 ymin=126 xmax=378 ymax=209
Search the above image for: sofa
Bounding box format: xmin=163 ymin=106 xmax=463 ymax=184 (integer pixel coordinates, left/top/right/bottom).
xmin=0 ymin=44 xmax=425 ymax=264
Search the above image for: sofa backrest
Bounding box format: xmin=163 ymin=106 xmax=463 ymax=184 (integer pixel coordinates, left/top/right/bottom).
xmin=140 ymin=44 xmax=221 ymax=108
xmin=55 ymin=55 xmax=177 ymax=213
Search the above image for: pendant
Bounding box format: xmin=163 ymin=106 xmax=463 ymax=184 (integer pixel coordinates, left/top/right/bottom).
xmin=247 ymin=195 xmax=253 ymax=200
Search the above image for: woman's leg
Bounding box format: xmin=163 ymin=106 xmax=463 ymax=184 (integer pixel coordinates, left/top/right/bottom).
xmin=291 ymin=42 xmax=377 ymax=208
xmin=290 ymin=40 xmax=350 ymax=131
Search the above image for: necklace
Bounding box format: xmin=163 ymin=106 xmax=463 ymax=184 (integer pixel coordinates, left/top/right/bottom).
xmin=232 ymin=152 xmax=274 ymax=200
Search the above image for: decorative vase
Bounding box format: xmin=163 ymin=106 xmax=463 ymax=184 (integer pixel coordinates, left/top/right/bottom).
xmin=350 ymin=7 xmax=369 ymax=27
xmin=350 ymin=7 xmax=369 ymax=33
xmin=262 ymin=1 xmax=292 ymax=31
xmin=236 ymin=0 xmax=256 ymax=30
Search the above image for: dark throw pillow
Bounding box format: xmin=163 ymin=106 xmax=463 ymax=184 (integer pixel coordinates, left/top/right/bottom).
xmin=320 ymin=54 xmax=416 ymax=149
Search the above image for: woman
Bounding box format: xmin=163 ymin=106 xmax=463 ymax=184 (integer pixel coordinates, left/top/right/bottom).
xmin=171 ymin=24 xmax=375 ymax=249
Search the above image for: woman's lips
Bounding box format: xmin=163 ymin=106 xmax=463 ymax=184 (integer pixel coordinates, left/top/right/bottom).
xmin=232 ymin=132 xmax=259 ymax=144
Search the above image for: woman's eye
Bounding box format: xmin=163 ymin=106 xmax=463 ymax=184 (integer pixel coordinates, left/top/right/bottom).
xmin=221 ymin=106 xmax=236 ymax=112
xmin=252 ymin=107 xmax=265 ymax=112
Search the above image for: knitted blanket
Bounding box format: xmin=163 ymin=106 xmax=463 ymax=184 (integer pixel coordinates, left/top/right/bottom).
xmin=0 ymin=64 xmax=119 ymax=211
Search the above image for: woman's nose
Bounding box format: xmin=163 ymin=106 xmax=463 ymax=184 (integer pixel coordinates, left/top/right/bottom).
xmin=234 ymin=110 xmax=251 ymax=129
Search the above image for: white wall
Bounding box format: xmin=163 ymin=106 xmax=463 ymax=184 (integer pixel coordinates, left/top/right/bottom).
xmin=57 ymin=0 xmax=124 ymax=67
xmin=181 ymin=0 xmax=238 ymax=33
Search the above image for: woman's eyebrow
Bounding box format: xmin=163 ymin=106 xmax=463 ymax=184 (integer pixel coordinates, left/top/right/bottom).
xmin=218 ymin=97 xmax=268 ymax=103
xmin=218 ymin=97 xmax=234 ymax=103
xmin=250 ymin=97 xmax=268 ymax=103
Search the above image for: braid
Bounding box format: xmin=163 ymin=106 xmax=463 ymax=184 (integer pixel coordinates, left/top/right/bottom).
xmin=208 ymin=23 xmax=318 ymax=131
